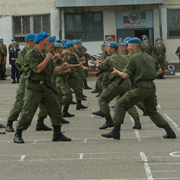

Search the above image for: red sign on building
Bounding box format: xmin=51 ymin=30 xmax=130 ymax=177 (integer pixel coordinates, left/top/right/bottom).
xmin=105 ymin=35 xmax=116 ymax=41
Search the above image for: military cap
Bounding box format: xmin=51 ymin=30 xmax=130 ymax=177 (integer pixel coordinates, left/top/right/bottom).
xmin=124 ymin=37 xmax=131 ymax=42
xmin=107 ymin=41 xmax=119 ymax=47
xmin=155 ymin=38 xmax=158 ymax=42
xmin=0 ymin=38 xmax=2 ymax=40
xmin=64 ymin=41 xmax=74 ymax=48
xmin=142 ymin=35 xmax=147 ymax=38
xmin=34 ymin=32 xmax=48 ymax=43
xmin=123 ymin=42 xmax=128 ymax=46
xmin=158 ymin=37 xmax=162 ymax=40
xmin=143 ymin=37 xmax=148 ymax=40
xmin=74 ymin=40 xmax=81 ymax=44
xmin=54 ymin=43 xmax=64 ymax=48
xmin=11 ymin=38 xmax=15 ymax=41
xmin=11 ymin=41 xmax=17 ymax=44
xmin=64 ymin=39 xmax=69 ymax=42
xmin=52 ymin=35 xmax=56 ymax=39
xmin=105 ymin=37 xmax=114 ymax=41
xmin=100 ymin=42 xmax=106 ymax=46
xmin=25 ymin=33 xmax=36 ymax=41
xmin=119 ymin=37 xmax=123 ymax=40
xmin=55 ymin=39 xmax=61 ymax=43
xmin=48 ymin=36 xmax=56 ymax=42
xmin=128 ymin=37 xmax=141 ymax=44
xmin=119 ymin=43 xmax=124 ymax=46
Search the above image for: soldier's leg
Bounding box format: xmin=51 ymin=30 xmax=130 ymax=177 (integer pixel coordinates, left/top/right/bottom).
xmin=15 ymin=66 xmax=20 ymax=83
xmin=1 ymin=58 xmax=6 ymax=79
xmin=101 ymin=73 xmax=110 ymax=91
xmin=136 ymin=101 xmax=148 ymax=116
xmin=11 ymin=65 xmax=16 ymax=83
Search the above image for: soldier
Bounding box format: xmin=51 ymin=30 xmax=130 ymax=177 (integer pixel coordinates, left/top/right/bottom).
xmin=141 ymin=35 xmax=147 ymax=44
xmin=118 ymin=37 xmax=123 ymax=43
xmin=13 ymin=32 xmax=71 ymax=143
xmin=118 ymin=43 xmax=124 ymax=54
xmin=175 ymin=45 xmax=180 ymax=60
xmin=8 ymin=38 xmax=20 ymax=51
xmin=153 ymin=37 xmax=166 ymax=79
xmin=55 ymin=39 xmax=61 ymax=44
xmin=9 ymin=41 xmax=20 ymax=83
xmin=101 ymin=37 xmax=176 ymax=140
xmin=0 ymin=38 xmax=7 ymax=80
xmin=6 ymin=34 xmax=52 ymax=132
xmin=141 ymin=37 xmax=153 ymax=56
xmin=63 ymin=41 xmax=88 ymax=110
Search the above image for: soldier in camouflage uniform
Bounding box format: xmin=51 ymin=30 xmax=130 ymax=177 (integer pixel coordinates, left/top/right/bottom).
xmin=141 ymin=37 xmax=153 ymax=56
xmin=6 ymin=34 xmax=52 ymax=132
xmin=153 ymin=37 xmax=166 ymax=79
xmin=13 ymin=32 xmax=71 ymax=143
xmin=175 ymin=45 xmax=180 ymax=60
xmin=0 ymin=38 xmax=7 ymax=80
xmin=101 ymin=37 xmax=176 ymax=140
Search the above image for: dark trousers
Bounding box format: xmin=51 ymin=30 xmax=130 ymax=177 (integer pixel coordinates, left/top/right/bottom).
xmin=11 ymin=65 xmax=20 ymax=80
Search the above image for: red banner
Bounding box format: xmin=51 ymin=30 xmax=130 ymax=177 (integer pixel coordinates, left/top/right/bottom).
xmin=105 ymin=35 xmax=116 ymax=41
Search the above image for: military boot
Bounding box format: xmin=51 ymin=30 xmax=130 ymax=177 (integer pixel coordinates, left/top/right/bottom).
xmin=99 ymin=114 xmax=114 ymax=129
xmin=96 ymin=91 xmax=102 ymax=97
xmin=14 ymin=129 xmax=24 ymax=143
xmin=133 ymin=117 xmax=141 ymax=129
xmin=92 ymin=110 xmax=105 ymax=117
xmin=11 ymin=79 xmax=16 ymax=84
xmin=84 ymin=82 xmax=92 ymax=90
xmin=71 ymin=100 xmax=77 ymax=104
xmin=52 ymin=125 xmax=71 ymax=141
xmin=76 ymin=100 xmax=88 ymax=110
xmin=162 ymin=124 xmax=176 ymax=139
xmin=63 ymin=107 xmax=75 ymax=118
xmin=5 ymin=120 xmax=15 ymax=132
xmin=35 ymin=116 xmax=52 ymax=131
xmin=91 ymin=83 xmax=100 ymax=93
xmin=101 ymin=124 xmax=121 ymax=140
xmin=62 ymin=118 xmax=69 ymax=124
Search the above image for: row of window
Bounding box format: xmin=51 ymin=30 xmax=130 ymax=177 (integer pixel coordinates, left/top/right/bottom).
xmin=12 ymin=9 xmax=180 ymax=42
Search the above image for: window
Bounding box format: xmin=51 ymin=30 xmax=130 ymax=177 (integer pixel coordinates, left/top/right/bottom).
xmin=167 ymin=9 xmax=180 ymax=38
xmin=12 ymin=14 xmax=50 ymax=42
xmin=65 ymin=12 xmax=103 ymax=41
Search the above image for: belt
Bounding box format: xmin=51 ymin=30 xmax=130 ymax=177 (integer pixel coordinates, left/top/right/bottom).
xmin=157 ymin=55 xmax=163 ymax=57
xmin=11 ymin=58 xmax=17 ymax=60
xmin=28 ymin=80 xmax=48 ymax=85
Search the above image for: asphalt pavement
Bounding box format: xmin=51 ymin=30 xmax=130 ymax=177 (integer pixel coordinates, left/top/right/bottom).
xmin=0 ymin=75 xmax=180 ymax=180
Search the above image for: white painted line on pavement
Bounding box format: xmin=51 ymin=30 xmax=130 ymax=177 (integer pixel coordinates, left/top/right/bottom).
xmin=31 ymin=140 xmax=38 ymax=144
xmin=140 ymin=152 xmax=153 ymax=180
xmin=91 ymin=115 xmax=94 ymax=118
xmin=79 ymin=153 xmax=84 ymax=160
xmin=129 ymin=115 xmax=141 ymax=141
xmin=164 ymin=113 xmax=180 ymax=131
xmin=20 ymin=155 xmax=26 ymax=161
xmin=83 ymin=138 xmax=87 ymax=143
xmin=169 ymin=151 xmax=180 ymax=157
xmin=157 ymin=104 xmax=161 ymax=109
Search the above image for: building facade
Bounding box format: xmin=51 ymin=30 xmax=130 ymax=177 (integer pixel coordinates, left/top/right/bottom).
xmin=0 ymin=0 xmax=180 ymax=69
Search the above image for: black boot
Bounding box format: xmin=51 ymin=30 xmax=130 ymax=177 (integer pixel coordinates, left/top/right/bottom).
xmin=5 ymin=120 xmax=15 ymax=132
xmin=101 ymin=124 xmax=121 ymax=140
xmin=162 ymin=124 xmax=176 ymax=139
xmin=62 ymin=118 xmax=69 ymax=124
xmin=133 ymin=117 xmax=141 ymax=129
xmin=52 ymin=125 xmax=71 ymax=141
xmin=63 ymin=107 xmax=75 ymax=118
xmin=76 ymin=100 xmax=88 ymax=110
xmin=91 ymin=83 xmax=99 ymax=93
xmin=99 ymin=114 xmax=114 ymax=129
xmin=35 ymin=116 xmax=52 ymax=131
xmin=14 ymin=129 xmax=24 ymax=143
xmin=11 ymin=79 xmax=16 ymax=84
xmin=92 ymin=110 xmax=105 ymax=117
xmin=111 ymin=105 xmax=115 ymax=108
xmin=0 ymin=124 xmax=5 ymax=128
xmin=84 ymin=82 xmax=92 ymax=90
xmin=96 ymin=91 xmax=102 ymax=97
xmin=17 ymin=79 xmax=19 ymax=83
xmin=71 ymin=100 xmax=77 ymax=104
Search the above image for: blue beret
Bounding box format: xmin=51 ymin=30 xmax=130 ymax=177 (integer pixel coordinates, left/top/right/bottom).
xmin=79 ymin=39 xmax=82 ymax=42
xmin=52 ymin=35 xmax=56 ymax=39
xmin=0 ymin=38 xmax=3 ymax=40
xmin=119 ymin=37 xmax=123 ymax=40
xmin=64 ymin=41 xmax=74 ymax=48
xmin=123 ymin=42 xmax=128 ymax=46
xmin=55 ymin=39 xmax=61 ymax=43
xmin=107 ymin=41 xmax=119 ymax=48
xmin=11 ymin=41 xmax=17 ymax=44
xmin=158 ymin=37 xmax=162 ymax=40
xmin=48 ymin=36 xmax=56 ymax=42
xmin=119 ymin=43 xmax=124 ymax=46
xmin=128 ymin=37 xmax=141 ymax=44
xmin=124 ymin=37 xmax=131 ymax=42
xmin=25 ymin=34 xmax=36 ymax=41
xmin=143 ymin=37 xmax=148 ymax=40
xmin=74 ymin=40 xmax=81 ymax=44
xmin=65 ymin=39 xmax=69 ymax=42
xmin=54 ymin=43 xmax=64 ymax=48
xmin=105 ymin=37 xmax=114 ymax=41
xmin=142 ymin=35 xmax=147 ymax=38
xmin=11 ymin=38 xmax=15 ymax=41
xmin=100 ymin=42 xmax=106 ymax=46
xmin=155 ymin=38 xmax=158 ymax=42
xmin=34 ymin=32 xmax=48 ymax=43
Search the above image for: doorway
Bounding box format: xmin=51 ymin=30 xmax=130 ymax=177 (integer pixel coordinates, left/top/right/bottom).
xmin=134 ymin=30 xmax=149 ymax=40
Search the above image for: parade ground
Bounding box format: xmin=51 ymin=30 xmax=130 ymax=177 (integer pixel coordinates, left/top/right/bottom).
xmin=0 ymin=75 xmax=180 ymax=180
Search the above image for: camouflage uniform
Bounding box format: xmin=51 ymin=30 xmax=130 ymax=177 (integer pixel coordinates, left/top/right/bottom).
xmin=141 ymin=42 xmax=153 ymax=56
xmin=0 ymin=44 xmax=7 ymax=79
xmin=16 ymin=46 xmax=62 ymax=130
xmin=113 ymin=49 xmax=169 ymax=127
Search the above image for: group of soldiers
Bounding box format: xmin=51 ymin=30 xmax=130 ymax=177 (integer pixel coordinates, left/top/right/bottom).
xmin=0 ymin=33 xmax=177 ymax=142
